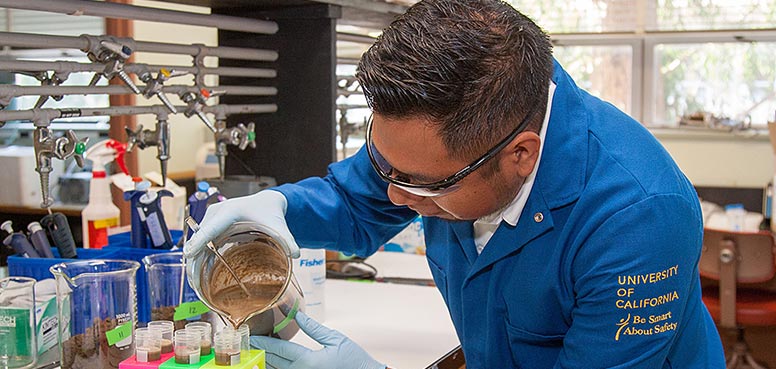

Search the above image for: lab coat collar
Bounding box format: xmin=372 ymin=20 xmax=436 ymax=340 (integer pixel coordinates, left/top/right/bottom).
xmin=536 ymin=60 xmax=589 ymax=210
xmin=461 ymin=60 xmax=589 ymax=280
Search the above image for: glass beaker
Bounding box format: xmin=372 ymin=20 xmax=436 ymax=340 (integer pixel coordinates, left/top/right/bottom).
xmin=186 ymin=221 xmax=304 ymax=339
xmin=50 ymin=260 xmax=139 ymax=369
xmin=142 ymin=252 xmax=202 ymax=330
xmin=0 ymin=277 xmax=37 ymax=369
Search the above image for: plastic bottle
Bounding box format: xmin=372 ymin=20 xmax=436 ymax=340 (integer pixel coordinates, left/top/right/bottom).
xmin=725 ymin=203 xmax=746 ymax=232
xmin=174 ymin=330 xmax=201 ymax=364
xmin=81 ymin=140 xmax=128 ymax=248
xmin=27 ymin=222 xmax=54 ymax=258
xmin=296 ymin=248 xmax=326 ymax=321
xmin=214 ymin=328 xmax=241 ymax=366
xmin=187 ymin=181 xmax=217 ymax=240
xmin=135 ymin=327 xmax=162 ymax=362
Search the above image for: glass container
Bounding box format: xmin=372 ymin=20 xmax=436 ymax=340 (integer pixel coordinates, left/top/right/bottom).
xmin=50 ymin=260 xmax=139 ymax=369
xmin=186 ymin=222 xmax=303 ymax=339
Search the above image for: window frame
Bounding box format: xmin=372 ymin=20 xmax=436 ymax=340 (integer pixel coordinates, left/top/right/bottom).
xmin=551 ymin=28 xmax=776 ymax=128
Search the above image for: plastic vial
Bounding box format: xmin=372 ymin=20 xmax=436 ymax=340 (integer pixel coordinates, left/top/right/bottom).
xmin=186 ymin=321 xmax=213 ymax=356
xmin=135 ymin=328 xmax=162 ymax=362
xmin=237 ymin=325 xmax=250 ymax=356
xmin=725 ymin=203 xmax=746 ymax=231
xmin=174 ymin=330 xmax=201 ymax=364
xmin=148 ymin=320 xmax=174 ymax=354
xmin=214 ymin=329 xmax=242 ymax=366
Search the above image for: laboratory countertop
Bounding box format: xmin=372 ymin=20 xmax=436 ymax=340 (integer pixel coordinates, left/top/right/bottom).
xmin=290 ymin=278 xmax=460 ymax=369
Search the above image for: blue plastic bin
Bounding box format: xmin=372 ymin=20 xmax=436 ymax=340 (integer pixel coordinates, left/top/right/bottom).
xmin=106 ymin=230 xmax=184 ymax=323
xmin=8 ymin=248 xmax=121 ymax=281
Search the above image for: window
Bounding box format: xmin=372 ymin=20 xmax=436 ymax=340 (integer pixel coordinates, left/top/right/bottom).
xmin=652 ymin=41 xmax=776 ymax=127
xmin=552 ymin=44 xmax=634 ymax=115
xmin=508 ymin=0 xmax=776 ymax=129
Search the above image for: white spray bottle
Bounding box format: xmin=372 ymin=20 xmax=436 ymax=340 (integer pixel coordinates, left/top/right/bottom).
xmin=82 ymin=139 xmax=128 ymax=249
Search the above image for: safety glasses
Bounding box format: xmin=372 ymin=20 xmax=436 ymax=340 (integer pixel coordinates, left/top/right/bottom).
xmin=365 ymin=107 xmax=538 ymax=197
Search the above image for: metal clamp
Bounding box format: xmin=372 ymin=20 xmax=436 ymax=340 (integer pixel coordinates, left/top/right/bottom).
xmin=138 ymin=68 xmax=188 ymax=113
xmin=33 ymin=127 xmax=88 ymax=208
xmin=179 ymin=88 xmax=225 ymax=132
xmin=125 ymin=111 xmax=170 ymax=186
xmin=214 ymin=119 xmax=256 ymax=180
xmin=86 ymin=39 xmax=140 ymax=94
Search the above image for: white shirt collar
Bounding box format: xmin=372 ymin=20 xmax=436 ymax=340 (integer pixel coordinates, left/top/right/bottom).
xmin=476 ymin=81 xmax=556 ymax=228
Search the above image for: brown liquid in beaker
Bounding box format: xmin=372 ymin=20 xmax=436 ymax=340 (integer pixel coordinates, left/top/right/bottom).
xmin=175 ymin=353 xmax=196 ymax=364
xmin=215 ymin=351 xmax=240 ymax=366
xmin=210 ymin=284 xmax=283 ymax=327
xmin=160 ymin=339 xmax=173 ymax=354
xmin=200 ymin=341 xmax=212 ymax=357
xmin=204 ymin=239 xmax=288 ymax=328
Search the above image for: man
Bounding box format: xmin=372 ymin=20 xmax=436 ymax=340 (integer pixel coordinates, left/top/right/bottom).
xmin=185 ymin=0 xmax=726 ymax=368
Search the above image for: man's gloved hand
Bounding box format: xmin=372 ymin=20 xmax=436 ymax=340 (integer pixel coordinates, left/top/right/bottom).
xmin=250 ymin=311 xmax=387 ymax=369
xmin=183 ymin=190 xmax=300 ymax=259
xmin=183 ymin=190 xmax=300 ymax=294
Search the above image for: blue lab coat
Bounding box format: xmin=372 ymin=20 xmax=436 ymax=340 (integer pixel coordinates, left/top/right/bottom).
xmin=274 ymin=61 xmax=725 ymax=368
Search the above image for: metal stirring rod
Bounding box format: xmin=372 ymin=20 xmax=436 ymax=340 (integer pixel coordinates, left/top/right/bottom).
xmin=185 ymin=217 xmax=252 ymax=297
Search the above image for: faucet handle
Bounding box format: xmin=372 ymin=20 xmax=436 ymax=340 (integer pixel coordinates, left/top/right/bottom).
xmin=125 ymin=124 xmax=143 ymax=152
xmin=159 ymin=68 xmax=188 ymax=82
xmin=61 ymin=130 xmax=88 ymax=167
xmin=235 ymin=123 xmax=256 ymax=150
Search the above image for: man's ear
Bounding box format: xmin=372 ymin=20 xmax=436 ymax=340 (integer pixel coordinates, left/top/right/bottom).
xmin=503 ymin=131 xmax=541 ymax=178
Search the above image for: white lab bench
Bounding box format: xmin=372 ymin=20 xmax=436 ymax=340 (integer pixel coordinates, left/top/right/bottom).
xmin=290 ymin=252 xmax=460 ymax=369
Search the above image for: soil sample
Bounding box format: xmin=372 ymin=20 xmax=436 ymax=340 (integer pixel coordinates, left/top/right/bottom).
xmin=150 ymin=306 xmax=187 ymax=331
xmin=200 ymin=340 xmax=212 ymax=357
xmin=60 ymin=317 xmax=134 ymax=369
xmin=215 ymin=352 xmax=240 ymax=366
xmin=175 ymin=353 xmax=196 ymax=364
xmin=137 ymin=348 xmax=162 ymax=362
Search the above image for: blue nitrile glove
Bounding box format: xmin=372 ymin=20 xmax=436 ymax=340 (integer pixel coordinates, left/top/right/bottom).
xmin=251 ymin=311 xmax=387 ymax=369
xmin=183 ymin=190 xmax=300 ymax=294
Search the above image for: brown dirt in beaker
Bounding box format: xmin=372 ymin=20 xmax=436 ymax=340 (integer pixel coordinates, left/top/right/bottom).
xmin=150 ymin=306 xmax=189 ymax=331
xmin=61 ymin=317 xmax=133 ymax=369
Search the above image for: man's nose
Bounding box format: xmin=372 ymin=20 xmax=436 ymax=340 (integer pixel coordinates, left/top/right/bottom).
xmin=387 ymin=184 xmax=426 ymax=207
